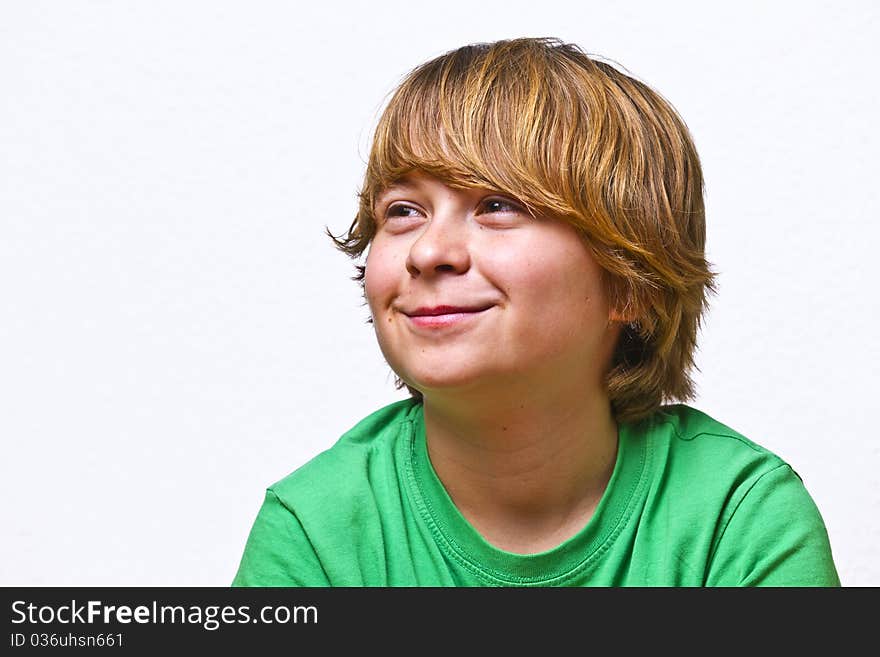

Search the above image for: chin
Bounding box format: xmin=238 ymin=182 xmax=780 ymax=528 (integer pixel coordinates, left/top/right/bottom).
xmin=394 ymin=365 xmax=473 ymax=390
xmin=401 ymin=366 xmax=511 ymax=398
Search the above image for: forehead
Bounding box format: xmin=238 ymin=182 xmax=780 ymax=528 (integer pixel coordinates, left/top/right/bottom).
xmin=375 ymin=171 xmax=494 ymax=203
xmin=377 ymin=175 xmax=420 ymax=195
xmin=374 ymin=172 xmax=457 ymax=204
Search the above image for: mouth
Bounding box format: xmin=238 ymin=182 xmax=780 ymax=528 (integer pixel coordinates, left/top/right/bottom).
xmin=405 ymin=304 xmax=494 ymax=317
xmin=402 ymin=304 xmax=495 ymax=329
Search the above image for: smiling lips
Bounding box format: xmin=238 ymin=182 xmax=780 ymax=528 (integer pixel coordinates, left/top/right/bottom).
xmin=404 ymin=304 xmax=494 ymax=329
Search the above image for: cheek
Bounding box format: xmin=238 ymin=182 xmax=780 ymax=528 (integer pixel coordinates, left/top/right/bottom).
xmin=363 ymin=246 xmax=397 ymax=310
xmin=502 ymin=247 xmax=594 ymax=299
xmin=499 ymin=245 xmax=608 ymax=328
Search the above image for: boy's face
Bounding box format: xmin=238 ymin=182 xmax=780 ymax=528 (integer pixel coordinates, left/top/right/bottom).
xmin=364 ymin=171 xmax=622 ymax=400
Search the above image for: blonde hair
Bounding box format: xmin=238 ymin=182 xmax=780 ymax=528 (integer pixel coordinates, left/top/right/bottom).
xmin=329 ymin=37 xmax=717 ymax=424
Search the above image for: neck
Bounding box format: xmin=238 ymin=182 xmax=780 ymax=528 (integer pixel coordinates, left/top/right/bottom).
xmin=421 ymin=381 xmax=619 ymax=554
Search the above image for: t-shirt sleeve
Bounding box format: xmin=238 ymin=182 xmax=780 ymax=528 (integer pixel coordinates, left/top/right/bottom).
xmin=232 ymin=489 xmax=331 ymax=587
xmin=705 ymin=463 xmax=840 ymax=586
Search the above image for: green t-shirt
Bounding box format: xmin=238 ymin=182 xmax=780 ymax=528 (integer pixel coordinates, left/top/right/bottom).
xmin=232 ymin=399 xmax=840 ymax=586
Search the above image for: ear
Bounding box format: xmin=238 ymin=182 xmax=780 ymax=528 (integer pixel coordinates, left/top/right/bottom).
xmin=605 ymin=279 xmax=643 ymax=326
xmin=608 ymin=306 xmax=638 ymax=324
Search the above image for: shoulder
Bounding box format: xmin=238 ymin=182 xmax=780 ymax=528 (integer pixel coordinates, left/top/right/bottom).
xmin=648 ymin=403 xmax=771 ymax=452
xmin=233 ymin=399 xmax=422 ymax=586
xmin=642 ymin=403 xmax=790 ymax=482
xmin=269 ymin=397 xmax=421 ymax=505
xmin=634 ymin=403 xmax=812 ymax=544
xmin=641 ymin=403 xmax=816 ymax=523
xmin=635 ymin=405 xmax=838 ymax=585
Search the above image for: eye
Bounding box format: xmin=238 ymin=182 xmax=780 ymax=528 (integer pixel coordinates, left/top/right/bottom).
xmin=377 ymin=203 xmax=425 ymax=233
xmin=385 ymin=203 xmax=422 ymax=218
xmin=479 ymin=197 xmax=524 ymax=215
xmin=475 ymin=197 xmax=529 ymax=227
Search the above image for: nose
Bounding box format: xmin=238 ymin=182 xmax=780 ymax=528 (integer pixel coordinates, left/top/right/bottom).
xmin=405 ymin=211 xmax=471 ymax=278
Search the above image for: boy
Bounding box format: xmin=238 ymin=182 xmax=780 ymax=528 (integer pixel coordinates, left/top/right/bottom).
xmin=233 ymin=37 xmax=839 ymax=586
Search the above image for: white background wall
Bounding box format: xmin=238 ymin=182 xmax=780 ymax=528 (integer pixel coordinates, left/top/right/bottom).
xmin=2 ymin=0 xmax=877 ymax=586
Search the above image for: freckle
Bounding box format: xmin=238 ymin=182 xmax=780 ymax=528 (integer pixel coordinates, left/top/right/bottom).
xmin=502 ymin=426 xmax=508 ymax=431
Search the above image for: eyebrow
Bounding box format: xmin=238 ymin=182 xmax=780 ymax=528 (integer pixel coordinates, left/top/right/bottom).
xmin=374 ymin=178 xmax=420 ymax=204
